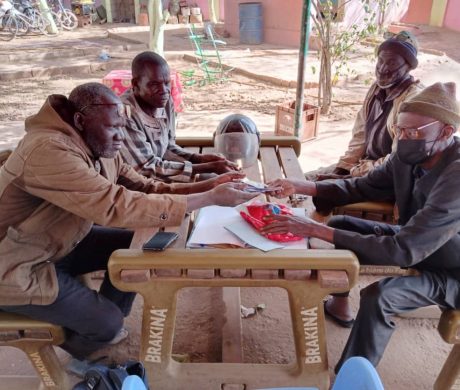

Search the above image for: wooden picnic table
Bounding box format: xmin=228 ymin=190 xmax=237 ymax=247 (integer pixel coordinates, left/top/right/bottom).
xmin=108 ymin=136 xmax=359 ymax=390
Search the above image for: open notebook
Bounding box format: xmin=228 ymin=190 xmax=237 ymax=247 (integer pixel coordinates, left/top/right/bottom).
xmin=187 ymin=206 xmax=308 ymax=252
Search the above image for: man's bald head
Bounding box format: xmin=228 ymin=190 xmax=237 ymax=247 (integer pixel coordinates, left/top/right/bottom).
xmin=131 ymin=51 xmax=169 ymax=78
xmin=69 ymin=83 xmax=125 ymax=159
xmin=69 ymin=83 xmax=120 ymax=116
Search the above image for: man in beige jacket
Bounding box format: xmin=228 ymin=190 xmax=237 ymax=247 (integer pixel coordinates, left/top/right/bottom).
xmin=306 ymin=31 xmax=422 ymax=181
xmin=0 ymin=83 xmax=256 ymax=371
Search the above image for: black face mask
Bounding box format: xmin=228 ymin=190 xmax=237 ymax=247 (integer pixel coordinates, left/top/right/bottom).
xmin=396 ymin=138 xmax=438 ymax=165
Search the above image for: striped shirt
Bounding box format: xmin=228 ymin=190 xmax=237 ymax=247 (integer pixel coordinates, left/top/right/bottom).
xmin=120 ymin=89 xmax=194 ymax=182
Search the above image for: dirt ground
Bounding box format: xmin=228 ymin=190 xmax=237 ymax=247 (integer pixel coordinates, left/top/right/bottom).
xmin=1 ymin=23 xmax=460 ymax=390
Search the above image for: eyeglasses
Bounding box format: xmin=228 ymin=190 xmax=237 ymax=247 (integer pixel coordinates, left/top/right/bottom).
xmin=393 ymin=120 xmax=440 ymax=139
xmin=79 ymin=103 xmax=131 ymax=119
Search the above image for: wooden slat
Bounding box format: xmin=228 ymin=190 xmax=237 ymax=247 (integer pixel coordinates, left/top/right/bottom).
xmin=278 ymin=147 xmax=314 ymax=211
xmin=125 ymin=228 xmax=159 ymax=281
xmin=260 ymin=147 xmax=283 ymax=181
xmin=242 ymin=151 xmax=266 ymax=202
xmin=120 ymin=269 xmax=151 ymax=283
xmin=185 ymin=146 xmax=200 ymax=154
xmin=164 ymin=215 xmax=191 ymax=249
xmin=278 ymin=147 xmax=305 ymax=180
xmin=202 ymin=144 xmax=245 ymax=364
xmin=221 ymin=287 xmax=243 ymax=363
xmin=260 ymin=146 xmax=288 ymax=204
xmin=318 ymin=270 xmax=349 ymax=289
xmin=155 ymin=218 xmax=190 ymax=277
xmin=284 ymin=270 xmax=312 ymax=280
xmin=175 ymin=135 xmax=301 ymax=157
xmin=201 ymin=146 xmax=215 ymax=154
xmin=243 ymin=156 xmax=262 ymax=181
xmin=130 ymin=227 xmax=160 ymax=250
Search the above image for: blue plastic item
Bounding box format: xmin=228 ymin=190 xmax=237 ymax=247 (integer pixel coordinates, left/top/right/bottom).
xmin=239 ymin=2 xmax=263 ymax=44
xmin=333 ymin=357 xmax=384 ymax=390
xmin=256 ymin=357 xmax=384 ymax=390
xmin=122 ymin=375 xmax=148 ymax=390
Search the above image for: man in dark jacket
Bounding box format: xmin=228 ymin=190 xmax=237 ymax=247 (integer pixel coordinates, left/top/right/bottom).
xmin=262 ymin=82 xmax=460 ymax=371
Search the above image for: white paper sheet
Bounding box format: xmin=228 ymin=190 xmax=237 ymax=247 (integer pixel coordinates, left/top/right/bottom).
xmin=225 ymin=220 xmax=284 ymax=252
xmin=186 ymin=205 xmax=308 ymax=251
xmin=186 ymin=206 xmax=245 ymax=248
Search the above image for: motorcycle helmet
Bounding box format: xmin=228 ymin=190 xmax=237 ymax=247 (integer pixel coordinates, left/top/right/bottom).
xmin=214 ymin=114 xmax=260 ymax=168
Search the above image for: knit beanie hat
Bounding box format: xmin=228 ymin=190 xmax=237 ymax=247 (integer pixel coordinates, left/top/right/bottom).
xmin=399 ymin=82 xmax=460 ymax=128
xmin=378 ymin=30 xmax=418 ymax=70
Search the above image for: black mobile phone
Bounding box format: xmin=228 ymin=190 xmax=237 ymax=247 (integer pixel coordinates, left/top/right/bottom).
xmin=142 ymin=232 xmax=179 ymax=251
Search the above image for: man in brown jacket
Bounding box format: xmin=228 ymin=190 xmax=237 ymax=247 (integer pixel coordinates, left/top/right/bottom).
xmin=306 ymin=31 xmax=422 ymax=181
xmin=0 ymin=83 xmax=256 ymax=371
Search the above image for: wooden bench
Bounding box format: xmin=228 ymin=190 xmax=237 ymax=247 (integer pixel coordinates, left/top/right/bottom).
xmin=108 ymin=136 xmax=360 ymax=390
xmin=109 ymin=249 xmax=359 ymax=390
xmin=333 ymin=201 xmax=396 ymax=224
xmin=435 ymin=310 xmax=460 ymax=389
xmin=1 ymin=149 xmax=68 ymax=388
xmin=0 ymin=312 xmax=69 ymax=389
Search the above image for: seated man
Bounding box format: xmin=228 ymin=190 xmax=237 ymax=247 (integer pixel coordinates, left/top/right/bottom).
xmin=263 ymin=82 xmax=460 ymax=371
xmin=0 ymin=83 xmax=256 ymax=373
xmin=306 ymin=31 xmax=422 ymax=181
xmin=121 ymin=51 xmax=238 ymax=182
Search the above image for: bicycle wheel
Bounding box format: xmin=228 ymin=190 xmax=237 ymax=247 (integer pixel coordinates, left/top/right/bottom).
xmin=0 ymin=14 xmax=18 ymax=41
xmin=60 ymin=9 xmax=77 ymax=30
xmin=23 ymin=8 xmax=43 ymax=34
xmin=15 ymin=14 xmax=30 ymax=36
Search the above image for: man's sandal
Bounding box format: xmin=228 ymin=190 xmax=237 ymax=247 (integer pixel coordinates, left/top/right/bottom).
xmin=323 ymin=300 xmax=355 ymax=328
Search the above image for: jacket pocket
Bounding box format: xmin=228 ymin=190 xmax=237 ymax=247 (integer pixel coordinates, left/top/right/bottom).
xmin=0 ymin=226 xmax=56 ymax=290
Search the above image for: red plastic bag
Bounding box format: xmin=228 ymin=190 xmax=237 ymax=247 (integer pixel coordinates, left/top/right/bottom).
xmin=239 ymin=202 xmax=302 ymax=242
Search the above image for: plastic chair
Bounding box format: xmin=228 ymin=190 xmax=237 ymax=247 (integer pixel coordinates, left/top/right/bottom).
xmin=122 ymin=375 xmax=148 ymax=390
xmin=256 ymin=357 xmax=385 ymax=390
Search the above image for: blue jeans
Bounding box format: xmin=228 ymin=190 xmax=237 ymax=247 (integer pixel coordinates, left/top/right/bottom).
xmin=0 ymin=226 xmax=134 ymax=359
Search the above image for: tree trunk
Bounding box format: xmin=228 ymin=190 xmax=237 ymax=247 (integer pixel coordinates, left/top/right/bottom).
xmin=322 ymin=51 xmax=332 ymax=115
xmin=38 ymin=0 xmax=57 ymax=34
xmin=134 ymin=0 xmax=140 ymax=24
xmin=103 ymin=0 xmax=113 ymax=23
xmin=148 ymin=0 xmax=168 ymax=56
xmin=320 ymin=17 xmax=332 ymax=115
xmin=208 ymin=0 xmax=218 ymax=23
